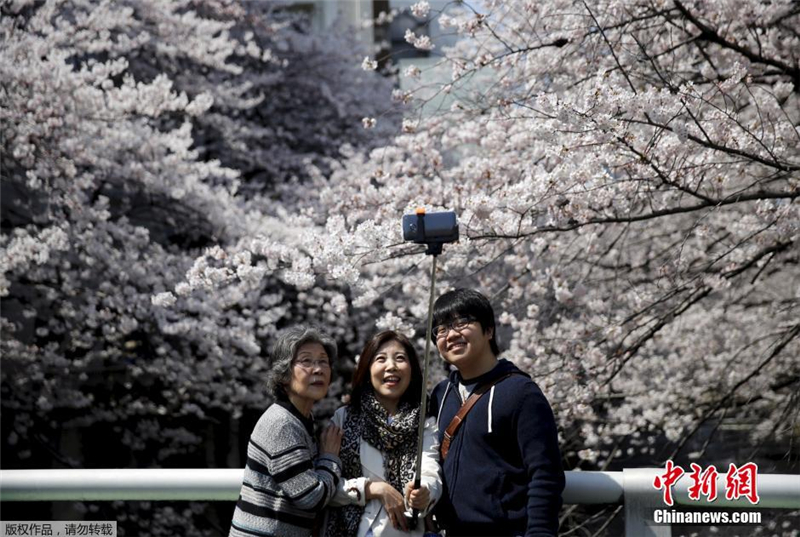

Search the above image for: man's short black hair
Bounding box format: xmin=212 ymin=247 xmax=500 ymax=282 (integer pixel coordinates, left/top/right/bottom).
xmin=432 ymin=288 xmax=500 ymax=356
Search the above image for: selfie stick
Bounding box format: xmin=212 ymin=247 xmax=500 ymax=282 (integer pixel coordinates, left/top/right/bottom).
xmin=410 ymin=210 xmax=446 ymax=530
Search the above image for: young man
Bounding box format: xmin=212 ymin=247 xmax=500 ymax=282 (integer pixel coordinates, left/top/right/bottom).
xmin=428 ymin=289 xmax=565 ymax=537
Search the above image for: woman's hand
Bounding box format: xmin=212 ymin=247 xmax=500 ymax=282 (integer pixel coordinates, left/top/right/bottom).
xmin=404 ymin=481 xmax=431 ymax=510
xmin=320 ymin=424 xmax=343 ymax=457
xmin=366 ymin=480 xmax=408 ymax=532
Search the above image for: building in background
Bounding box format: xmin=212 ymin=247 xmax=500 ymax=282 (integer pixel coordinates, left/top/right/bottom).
xmin=298 ymin=0 xmax=450 ymax=63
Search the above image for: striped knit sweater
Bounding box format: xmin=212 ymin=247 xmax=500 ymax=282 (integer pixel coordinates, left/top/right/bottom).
xmin=230 ymin=401 xmax=342 ymax=537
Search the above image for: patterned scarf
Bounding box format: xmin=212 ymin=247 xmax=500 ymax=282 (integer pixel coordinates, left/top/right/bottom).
xmin=325 ymin=390 xmax=420 ymax=537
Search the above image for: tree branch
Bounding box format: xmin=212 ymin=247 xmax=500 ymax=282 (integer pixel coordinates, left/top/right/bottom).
xmin=674 ymin=0 xmax=800 ymax=85
xmin=468 ymin=188 xmax=800 ymax=240
xmin=670 ymin=322 xmax=800 ymax=458
xmin=582 ymin=0 xmax=638 ymax=94
xmin=625 ymin=116 xmax=800 ymax=172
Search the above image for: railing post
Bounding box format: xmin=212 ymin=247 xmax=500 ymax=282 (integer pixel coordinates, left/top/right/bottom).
xmin=623 ymin=468 xmax=671 ymax=537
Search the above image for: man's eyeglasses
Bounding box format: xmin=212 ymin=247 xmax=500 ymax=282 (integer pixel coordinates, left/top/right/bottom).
xmin=293 ymin=358 xmax=331 ymax=370
xmin=432 ymin=318 xmax=475 ymax=340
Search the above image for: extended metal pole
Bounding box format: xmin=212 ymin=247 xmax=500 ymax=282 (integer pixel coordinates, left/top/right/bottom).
xmin=410 ymin=253 xmax=438 ymax=528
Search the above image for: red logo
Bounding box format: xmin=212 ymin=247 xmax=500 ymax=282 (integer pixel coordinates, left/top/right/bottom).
xmin=725 ymin=462 xmax=760 ymax=505
xmin=653 ymin=461 xmax=759 ymax=505
xmin=653 ymin=460 xmax=684 ymax=506
xmin=687 ymin=463 xmax=718 ymax=502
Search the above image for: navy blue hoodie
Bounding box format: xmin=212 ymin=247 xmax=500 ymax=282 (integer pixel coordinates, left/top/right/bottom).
xmin=429 ymin=359 xmax=565 ymax=537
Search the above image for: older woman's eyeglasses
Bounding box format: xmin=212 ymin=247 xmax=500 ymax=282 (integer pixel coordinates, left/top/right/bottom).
xmin=432 ymin=318 xmax=475 ymax=340
xmin=293 ymin=358 xmax=331 ymax=370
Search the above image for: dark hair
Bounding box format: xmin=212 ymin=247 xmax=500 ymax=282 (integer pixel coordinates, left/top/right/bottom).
xmin=432 ymin=288 xmax=500 ymax=356
xmin=349 ymin=330 xmax=423 ymax=411
xmin=267 ymin=325 xmax=338 ymax=399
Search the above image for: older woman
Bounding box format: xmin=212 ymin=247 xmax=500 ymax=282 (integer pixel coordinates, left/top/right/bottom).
xmin=324 ymin=330 xmax=441 ymax=537
xmin=230 ymin=325 xmax=343 ymax=537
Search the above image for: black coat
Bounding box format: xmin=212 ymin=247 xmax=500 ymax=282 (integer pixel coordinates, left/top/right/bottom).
xmin=429 ymin=359 xmax=565 ymax=537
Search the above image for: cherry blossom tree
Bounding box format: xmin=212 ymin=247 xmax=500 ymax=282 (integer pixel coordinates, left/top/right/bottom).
xmin=150 ymin=0 xmax=798 ymax=480
xmin=1 ymin=0 xmax=393 ymax=533
xmin=289 ymin=4 xmax=799 ymax=533
xmin=303 ymin=0 xmax=800 ymax=476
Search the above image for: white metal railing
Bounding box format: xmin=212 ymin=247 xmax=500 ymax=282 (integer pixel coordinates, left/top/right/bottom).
xmin=1 ymin=469 xmax=798 ymax=536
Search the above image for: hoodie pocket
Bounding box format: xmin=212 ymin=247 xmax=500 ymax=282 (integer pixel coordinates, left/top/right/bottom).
xmin=498 ymin=469 xmax=528 ymax=520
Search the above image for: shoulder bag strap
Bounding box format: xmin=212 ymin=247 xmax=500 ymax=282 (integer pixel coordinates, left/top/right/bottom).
xmin=440 ymin=372 xmax=520 ymax=461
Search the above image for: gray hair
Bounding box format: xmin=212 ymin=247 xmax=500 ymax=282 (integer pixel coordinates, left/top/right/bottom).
xmin=267 ymin=325 xmax=338 ymax=399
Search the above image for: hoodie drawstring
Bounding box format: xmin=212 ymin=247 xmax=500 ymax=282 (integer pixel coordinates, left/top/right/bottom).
xmin=488 ymin=385 xmax=495 ymax=433
xmin=437 ymin=382 xmax=452 ymax=429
